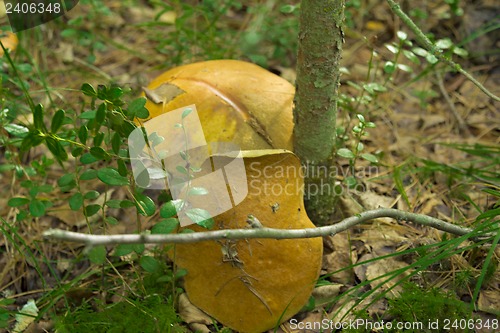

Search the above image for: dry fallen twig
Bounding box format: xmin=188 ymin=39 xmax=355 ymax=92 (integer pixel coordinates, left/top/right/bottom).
xmin=43 ymin=208 xmax=496 ymax=246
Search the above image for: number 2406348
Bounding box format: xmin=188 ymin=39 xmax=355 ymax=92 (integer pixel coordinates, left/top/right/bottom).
xmin=6 ymin=2 xmax=61 ymax=14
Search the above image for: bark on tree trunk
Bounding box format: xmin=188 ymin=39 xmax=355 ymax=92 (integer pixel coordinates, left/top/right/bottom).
xmin=293 ymin=0 xmax=345 ymax=224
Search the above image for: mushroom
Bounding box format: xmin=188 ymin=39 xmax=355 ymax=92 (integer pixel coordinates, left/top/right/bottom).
xmin=0 ymin=31 xmax=18 ymax=56
xmin=141 ymin=60 xmax=322 ymax=332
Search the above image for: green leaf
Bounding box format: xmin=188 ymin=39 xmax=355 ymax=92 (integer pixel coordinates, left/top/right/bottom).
xmin=186 ymin=208 xmax=214 ymax=229
xmin=384 ymin=61 xmax=396 ymax=74
xmin=133 ymin=243 xmax=145 ymax=254
xmin=152 ymin=218 xmax=179 ymax=234
xmin=105 ymin=216 xmax=118 ymax=225
xmin=117 ymin=159 xmax=128 ymax=176
xmin=113 ymin=244 xmax=135 ymax=257
xmin=29 ymin=199 xmax=46 ymax=217
xmin=57 ymin=173 xmax=75 ymax=187
xmin=51 ymin=109 xmax=66 ymax=133
xmin=176 ymin=165 xmax=188 ymax=175
xmin=33 ymin=104 xmax=46 ymax=131
xmin=20 ymin=131 xmax=44 ymax=151
xmin=188 ymin=187 xmax=209 ymax=196
xmin=80 ymin=168 xmax=97 ymax=180
xmin=79 ymin=110 xmax=96 ymax=120
xmin=81 ymin=83 xmax=97 ymax=97
xmin=96 ymin=85 xmax=107 ymax=100
xmin=88 ymin=245 xmax=106 ymax=264
xmin=135 ymin=192 xmax=156 ymax=217
xmin=78 ymin=125 xmax=88 ymax=143
xmin=95 ymin=103 xmax=106 ymax=126
xmin=344 ymin=176 xmax=357 ymax=188
xmin=69 ymin=192 xmax=83 ymax=210
xmin=105 ymin=199 xmax=122 ymax=208
xmin=397 ymin=63 xmax=413 ymax=73
xmin=31 ymin=184 xmax=53 ymax=195
xmin=89 ymin=147 xmax=110 ymax=161
xmin=452 ymin=47 xmax=468 ymax=58
xmin=337 ymin=148 xmax=355 ymax=159
xmin=97 ymin=167 xmax=130 ymax=186
xmin=8 ymin=197 xmax=30 ymax=207
xmin=84 ymin=204 xmax=101 ymax=216
xmin=46 ymin=137 xmax=68 ymax=161
xmin=108 ymin=86 xmax=123 ymax=100
xmin=174 ymin=268 xmax=188 ymax=279
xmin=411 ymin=47 xmax=428 ymax=57
xmin=120 ymin=200 xmax=136 ymax=208
xmin=280 ymin=4 xmax=297 ymax=13
xmin=385 ymin=43 xmax=398 ymax=54
xmin=363 ymin=82 xmax=387 ymax=94
xmin=84 ymin=190 xmax=100 ymax=200
xmin=181 ymin=107 xmax=193 ymax=119
xmin=425 ymin=53 xmax=438 ymax=64
xmin=111 ymin=132 xmax=121 ymax=154
xmin=4 ymin=123 xmax=29 ymax=137
xmin=140 ymin=255 xmax=161 ymax=273
xmin=160 ymin=201 xmax=178 ymax=218
xmin=128 ymin=97 xmax=149 ymax=119
xmin=93 ymin=132 xmax=105 ymax=147
xmin=396 ymin=30 xmax=408 ymax=41
xmin=403 ymin=49 xmax=420 ymax=64
xmin=435 ymin=38 xmax=453 ymax=50
xmin=361 ymin=153 xmax=379 ymax=163
xmin=108 ymin=110 xmax=125 ymax=126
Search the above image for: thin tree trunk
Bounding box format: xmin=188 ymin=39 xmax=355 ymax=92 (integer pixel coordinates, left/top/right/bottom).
xmin=293 ymin=0 xmax=345 ymax=224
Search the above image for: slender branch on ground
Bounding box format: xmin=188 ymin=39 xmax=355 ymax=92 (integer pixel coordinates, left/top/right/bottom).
xmin=386 ymin=0 xmax=500 ymax=102
xmin=43 ymin=208 xmax=496 ymax=246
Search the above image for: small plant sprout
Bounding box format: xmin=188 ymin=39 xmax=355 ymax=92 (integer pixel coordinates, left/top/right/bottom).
xmin=337 ymin=114 xmax=378 ymax=186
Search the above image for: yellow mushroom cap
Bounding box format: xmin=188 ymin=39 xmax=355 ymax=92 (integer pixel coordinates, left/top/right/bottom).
xmin=142 ymin=59 xmax=294 ymax=151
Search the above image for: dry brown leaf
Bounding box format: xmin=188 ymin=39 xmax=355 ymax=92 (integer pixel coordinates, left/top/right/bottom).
xmin=420 ymin=114 xmax=447 ymax=130
xmin=322 ymin=233 xmax=357 ymax=284
xmin=142 ymin=83 xmax=186 ymax=104
xmin=286 ymin=312 xmax=334 ymax=333
xmin=312 ymin=284 xmax=344 ymax=307
xmin=322 ymin=249 xmax=354 ymax=283
xmin=365 ymin=258 xmax=409 ymax=299
xmin=178 ymin=293 xmax=213 ymax=333
xmin=47 ymin=190 xmax=112 ymax=227
xmin=357 ymin=225 xmax=409 ymax=252
xmin=478 ymin=289 xmax=500 ymax=316
xmin=357 ymin=191 xmax=394 ymax=210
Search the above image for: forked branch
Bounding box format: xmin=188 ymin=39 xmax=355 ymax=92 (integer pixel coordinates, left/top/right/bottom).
xmin=43 ymin=208 xmax=496 ymax=246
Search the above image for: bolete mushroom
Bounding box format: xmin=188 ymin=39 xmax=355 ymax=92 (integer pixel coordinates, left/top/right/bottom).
xmin=141 ymin=61 xmax=322 ymax=332
xmin=0 ymin=30 xmax=18 ymax=56
xmin=142 ymin=59 xmax=294 ymax=151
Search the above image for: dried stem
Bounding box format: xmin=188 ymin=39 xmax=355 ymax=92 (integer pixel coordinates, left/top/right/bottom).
xmin=386 ymin=0 xmax=500 ymax=102
xmin=43 ymin=208 xmax=495 ymax=246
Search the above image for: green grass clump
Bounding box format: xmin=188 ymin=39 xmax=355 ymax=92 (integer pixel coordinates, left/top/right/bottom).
xmin=55 ymin=294 xmax=181 ymax=333
xmin=387 ymin=282 xmax=470 ymax=333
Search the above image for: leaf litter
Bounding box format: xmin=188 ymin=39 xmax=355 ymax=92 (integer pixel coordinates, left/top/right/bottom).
xmin=1 ymin=0 xmax=499 ymax=331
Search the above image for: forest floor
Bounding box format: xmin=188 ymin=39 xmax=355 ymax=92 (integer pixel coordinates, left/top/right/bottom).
xmin=0 ymin=0 xmax=499 ymax=332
